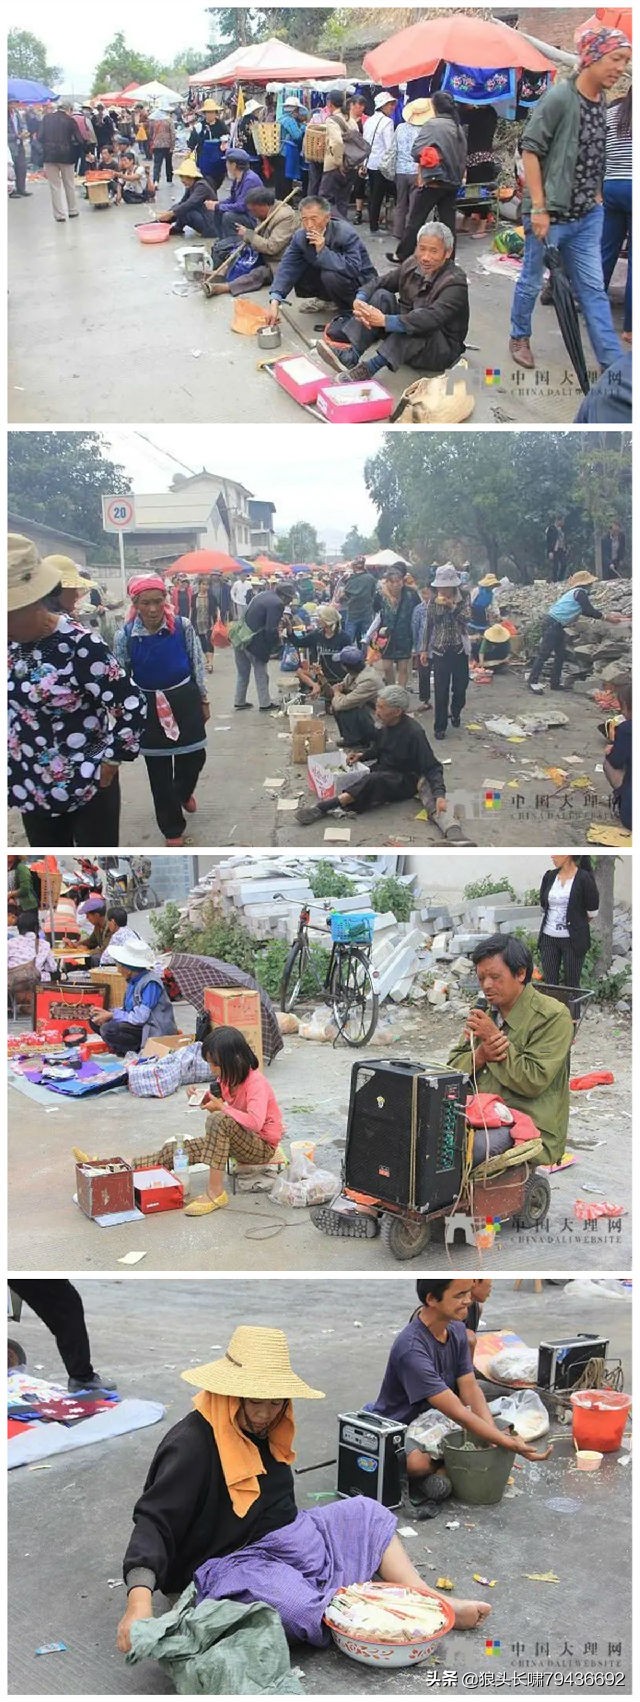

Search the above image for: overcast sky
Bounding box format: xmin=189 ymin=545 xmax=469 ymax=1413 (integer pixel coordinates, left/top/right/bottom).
xmin=12 ymin=1 xmax=214 ymax=95
xmin=102 ymin=428 xmax=382 ymax=543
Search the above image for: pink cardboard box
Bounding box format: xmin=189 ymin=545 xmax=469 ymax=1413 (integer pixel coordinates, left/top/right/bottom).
xmin=274 ymin=356 xmax=331 ymax=406
xmin=316 ymin=379 xmax=394 ymax=424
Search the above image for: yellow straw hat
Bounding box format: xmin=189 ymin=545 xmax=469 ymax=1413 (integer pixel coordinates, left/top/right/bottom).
xmin=478 ymin=573 xmax=499 ymax=587
xmin=181 ymin=1326 xmax=325 ymax=1401
xmin=202 ymin=98 xmax=223 ymax=112
xmin=316 ymin=604 xmax=341 ymax=628
xmin=403 ymin=97 xmax=434 ymax=126
xmin=8 ymin=534 xmax=61 ymax=612
xmin=41 ymin=554 xmax=86 ymax=590
xmin=569 ymin=571 xmax=597 ymax=586
xmin=483 ymin=623 xmax=511 ymax=643
xmin=175 ymin=154 xmax=202 ymax=179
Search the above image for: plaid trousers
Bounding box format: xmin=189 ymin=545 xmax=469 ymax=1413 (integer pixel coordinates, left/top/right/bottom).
xmin=133 ymin=1111 xmax=276 ymax=1172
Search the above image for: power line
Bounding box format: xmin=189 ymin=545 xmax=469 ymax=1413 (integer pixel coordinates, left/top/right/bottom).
xmin=132 ymin=431 xmax=199 ymax=479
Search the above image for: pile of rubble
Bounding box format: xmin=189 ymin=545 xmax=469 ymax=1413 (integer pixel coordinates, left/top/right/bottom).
xmin=501 ymin=578 xmax=632 ymax=685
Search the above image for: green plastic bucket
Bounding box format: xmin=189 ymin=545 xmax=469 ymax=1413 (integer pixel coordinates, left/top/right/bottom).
xmin=442 ymin=1427 xmax=514 ymax=1505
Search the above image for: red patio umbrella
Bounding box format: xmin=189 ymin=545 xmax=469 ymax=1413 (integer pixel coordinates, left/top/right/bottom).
xmin=252 ymin=556 xmax=293 ymax=577
xmin=593 ymin=8 xmax=632 ymax=38
xmin=169 ymin=549 xmax=239 ymax=576
xmin=363 ymin=14 xmax=556 ymax=83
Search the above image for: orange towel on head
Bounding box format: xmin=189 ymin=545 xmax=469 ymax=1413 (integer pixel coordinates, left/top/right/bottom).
xmin=192 ymin=1391 xmax=296 ymax=1517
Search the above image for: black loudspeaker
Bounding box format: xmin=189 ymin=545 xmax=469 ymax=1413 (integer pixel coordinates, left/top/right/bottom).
xmin=337 ymin=1410 xmax=406 ymax=1507
xmin=344 ymin=1059 xmax=467 ymax=1212
xmin=538 ymin=1336 xmax=609 ymax=1391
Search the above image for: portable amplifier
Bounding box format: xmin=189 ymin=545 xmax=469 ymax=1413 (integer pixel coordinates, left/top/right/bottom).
xmin=537 ymin=1336 xmax=610 ymax=1391
xmin=337 ymin=1410 xmax=406 ymax=1507
xmin=344 ymin=1060 xmax=467 ymax=1212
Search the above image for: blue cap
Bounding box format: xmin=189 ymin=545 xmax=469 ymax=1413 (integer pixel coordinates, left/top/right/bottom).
xmin=337 ymin=645 xmax=365 ymax=667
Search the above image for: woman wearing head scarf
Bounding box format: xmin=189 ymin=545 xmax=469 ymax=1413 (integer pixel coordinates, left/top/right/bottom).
xmin=117 ymin=1325 xmax=490 ymax=1662
xmin=8 ymin=535 xmax=146 ymax=848
xmin=114 ymin=575 xmax=210 ymax=846
xmin=423 ymin=564 xmax=471 ymax=740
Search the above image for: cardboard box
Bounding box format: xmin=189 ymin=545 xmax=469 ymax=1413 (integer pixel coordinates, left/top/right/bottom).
xmin=204 ymin=987 xmax=263 ymax=1069
xmin=133 ymin=1167 xmax=184 ymax=1214
xmin=316 ymin=379 xmax=394 ymax=424
xmin=141 ymin=1033 xmax=192 ymax=1059
xmin=307 ymin=751 xmax=369 ymax=801
xmin=292 ymin=721 xmax=327 ymax=763
xmin=274 ymin=355 xmax=330 ymax=406
xmin=90 ymin=966 xmax=127 ymax=1010
xmin=76 ymin=1158 xmax=134 ymax=1219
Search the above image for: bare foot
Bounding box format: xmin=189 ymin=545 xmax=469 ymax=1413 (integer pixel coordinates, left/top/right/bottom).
xmin=449 ymin=1597 xmax=492 ymax=1629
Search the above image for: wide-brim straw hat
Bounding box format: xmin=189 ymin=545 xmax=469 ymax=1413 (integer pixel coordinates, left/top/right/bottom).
xmin=176 ymin=155 xmax=201 ymax=179
xmin=479 ymin=573 xmax=499 ymax=587
xmin=484 ymin=623 xmax=512 ymax=643
xmin=316 ymin=605 xmax=341 ymax=627
xmin=403 ymin=98 xmax=434 ymax=126
xmin=570 ymin=571 xmax=597 ymax=586
xmin=202 ymin=98 xmax=223 ymax=112
xmin=106 ymin=938 xmax=155 ymax=971
xmin=8 ymin=534 xmax=61 ymax=612
xmin=181 ymin=1326 xmax=325 ymax=1401
xmin=41 ymin=554 xmax=87 ymax=591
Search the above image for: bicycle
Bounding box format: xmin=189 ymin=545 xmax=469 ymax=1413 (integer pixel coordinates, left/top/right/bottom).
xmin=105 ymin=858 xmax=159 ymax=913
xmin=280 ymin=905 xmax=379 ymax=1048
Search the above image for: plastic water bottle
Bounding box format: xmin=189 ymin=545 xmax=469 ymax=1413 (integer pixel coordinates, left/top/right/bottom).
xmin=173 ymin=1136 xmax=190 ymax=1202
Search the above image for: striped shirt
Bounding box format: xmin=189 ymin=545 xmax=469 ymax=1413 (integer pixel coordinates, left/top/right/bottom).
xmin=605 ymin=106 xmax=632 ymax=179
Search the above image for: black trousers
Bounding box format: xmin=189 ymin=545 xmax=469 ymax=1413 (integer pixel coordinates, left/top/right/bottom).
xmin=432 ymin=648 xmax=469 ymax=735
xmin=97 ymin=1017 xmax=144 ymax=1056
xmin=10 ymin=141 xmax=28 ymax=193
xmin=337 ymin=286 xmax=459 ymax=374
xmin=22 ymin=774 xmax=121 ymax=848
xmin=418 ymin=659 xmax=432 ymax=704
xmin=320 ymin=167 xmax=355 ymax=218
xmin=333 ymin=705 xmax=377 ymax=745
xmin=397 ymin=181 xmax=458 ymax=262
xmin=294 ymin=264 xmax=357 ymax=309
xmin=528 ymin=618 xmax=567 ymax=688
xmin=10 ymin=1281 xmax=94 ymax=1383
xmin=144 ymin=749 xmax=206 ymax=839
xmin=153 ymin=147 xmax=173 ymax=183
xmin=539 ymin=935 xmax=585 ymax=1015
xmin=367 ymin=168 xmax=393 ymax=232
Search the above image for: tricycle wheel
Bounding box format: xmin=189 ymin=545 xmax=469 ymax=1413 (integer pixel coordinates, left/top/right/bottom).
xmin=516 ymin=1169 xmax=551 ymax=1229
xmin=381 ymin=1214 xmax=432 ymax=1261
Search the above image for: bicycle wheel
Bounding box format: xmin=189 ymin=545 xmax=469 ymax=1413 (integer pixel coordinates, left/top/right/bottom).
xmin=133 ymin=886 xmax=158 ymax=912
xmin=331 ymin=947 xmax=379 ymax=1047
xmin=280 ymin=940 xmax=308 ymax=1013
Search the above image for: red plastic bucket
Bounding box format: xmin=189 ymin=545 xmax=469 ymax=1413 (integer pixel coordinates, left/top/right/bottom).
xmin=570 ymin=1390 xmax=631 ymax=1453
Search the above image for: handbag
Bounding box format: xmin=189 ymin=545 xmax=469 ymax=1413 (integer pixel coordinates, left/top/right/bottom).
xmin=212 ymin=617 xmax=230 ymax=648
xmin=227 ymin=244 xmax=263 ymax=284
xmin=228 ymin=617 xmax=254 ymax=649
xmin=280 ymin=642 xmax=301 ymax=673
xmin=379 ymin=134 xmax=397 ymax=181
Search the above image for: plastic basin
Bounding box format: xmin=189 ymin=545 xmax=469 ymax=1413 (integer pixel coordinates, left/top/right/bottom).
xmin=575 ymin=1450 xmax=603 ymax=1472
xmin=135 ymin=222 xmax=172 ymax=244
xmin=442 ymin=1427 xmax=514 ymax=1504
xmin=570 ymin=1391 xmax=631 ymax=1453
xmin=324 ymin=1587 xmax=454 ymax=1669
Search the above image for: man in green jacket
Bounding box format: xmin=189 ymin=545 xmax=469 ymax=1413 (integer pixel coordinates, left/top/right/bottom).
xmin=509 ymin=22 xmax=630 ymax=376
xmin=448 ymin=934 xmax=573 ymax=1165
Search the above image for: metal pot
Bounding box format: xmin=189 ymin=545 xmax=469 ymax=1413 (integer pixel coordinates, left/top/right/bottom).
xmin=257 ymin=324 xmax=281 ymax=350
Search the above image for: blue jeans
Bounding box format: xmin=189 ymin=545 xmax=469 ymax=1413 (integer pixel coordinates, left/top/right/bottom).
xmin=602 ymin=177 xmax=632 ymax=334
xmin=510 ymin=204 xmax=622 ymax=371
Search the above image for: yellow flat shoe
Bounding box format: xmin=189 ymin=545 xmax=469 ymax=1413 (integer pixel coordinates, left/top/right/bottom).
xmin=72 ymin=1147 xmax=94 ymax=1164
xmin=184 ymin=1191 xmax=228 ymax=1217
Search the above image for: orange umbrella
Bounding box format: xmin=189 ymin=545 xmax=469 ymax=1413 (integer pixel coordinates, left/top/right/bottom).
xmin=169 ymin=549 xmax=239 ymax=576
xmin=594 ymin=8 xmax=632 ymax=38
xmin=363 ymin=14 xmax=556 ymax=83
xmin=253 ymin=556 xmax=293 ymax=577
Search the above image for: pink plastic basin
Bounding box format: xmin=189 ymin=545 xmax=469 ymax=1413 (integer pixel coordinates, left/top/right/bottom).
xmin=135 ymin=222 xmax=172 ymax=244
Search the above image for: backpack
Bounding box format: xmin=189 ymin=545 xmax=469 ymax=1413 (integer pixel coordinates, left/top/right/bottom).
xmin=228 ymin=616 xmax=254 ymax=649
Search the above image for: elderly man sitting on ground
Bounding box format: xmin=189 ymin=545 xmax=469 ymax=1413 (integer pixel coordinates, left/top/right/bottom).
xmin=266 ymin=194 xmax=377 ymax=321
xmin=448 ymin=935 xmax=574 ymax=1166
xmin=317 ymin=221 xmax=469 ymax=383
xmin=204 ymin=186 xmax=300 ymax=299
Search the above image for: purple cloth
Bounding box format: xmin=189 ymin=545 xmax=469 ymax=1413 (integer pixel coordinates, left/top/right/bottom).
xmin=194 ymin=1497 xmax=397 ymax=1646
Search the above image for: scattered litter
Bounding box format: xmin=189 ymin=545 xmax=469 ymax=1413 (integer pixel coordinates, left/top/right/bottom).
xmin=191 ymin=348 xmax=203 ymax=358
xmin=324 ymin=826 xmax=351 ymax=842
xmin=353 ymin=1320 xmax=363 ymax=1328
xmin=445 ymin=1520 xmax=460 ymax=1530
xmin=436 ymin=1577 xmax=454 ymax=1591
xmin=35 ymin=1364 xmax=44 ymax=1370
xmin=27 ymin=1461 xmax=52 ymax=1471
xmin=117 ymin=1250 xmax=147 ymax=1265
xmin=277 ymin=798 xmax=300 ymax=812
xmin=473 ymin=1576 xmax=497 ymax=1587
xmin=305 ymin=1491 xmax=336 ymax=1502
xmin=397 ymin=1525 xmax=419 ymax=1538
xmin=618 ymin=1456 xmax=631 ymax=1467
xmin=574 ymin=1199 xmax=625 ymax=1220
xmin=107 ymin=1579 xmax=124 ymax=1589
xmin=35 ymin=1643 xmax=67 ymax=1655
xmin=570 ymin=1072 xmax=614 ymax=1091
xmin=264 ymin=777 xmax=285 ymax=790
xmin=213 ymin=725 xmax=231 ymax=732
xmin=525 ymin=1572 xmax=560 ymax=1584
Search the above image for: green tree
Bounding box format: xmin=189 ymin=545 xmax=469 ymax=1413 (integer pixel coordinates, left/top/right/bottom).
xmin=8 ymin=432 xmax=131 ymax=547
xmin=575 ymin=434 xmax=633 ymax=578
xmin=8 ymin=28 xmax=62 ymax=86
xmin=364 ymin=433 xmax=631 ymax=580
xmin=207 ymin=8 xmax=267 ymax=50
xmin=276 ymin=521 xmax=323 ymax=563
xmin=341 ymin=523 xmax=378 ymax=559
xmin=164 ymin=48 xmax=213 ymax=79
xmin=265 ymin=9 xmax=338 ymax=50
xmin=91 ymin=32 xmax=162 ymax=95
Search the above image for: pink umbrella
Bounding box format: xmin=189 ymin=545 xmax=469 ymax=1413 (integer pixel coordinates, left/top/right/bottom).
xmin=363 ymin=14 xmax=556 ymax=83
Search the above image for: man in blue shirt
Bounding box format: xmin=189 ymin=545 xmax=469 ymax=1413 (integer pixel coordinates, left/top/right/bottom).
xmin=266 ymin=195 xmax=376 ymax=320
xmin=371 ymin=1279 xmax=551 ymax=1515
xmin=88 ymin=938 xmax=177 ymax=1055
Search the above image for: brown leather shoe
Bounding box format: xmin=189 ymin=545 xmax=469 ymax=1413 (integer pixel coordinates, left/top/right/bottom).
xmin=509 ymin=336 xmax=535 ymax=369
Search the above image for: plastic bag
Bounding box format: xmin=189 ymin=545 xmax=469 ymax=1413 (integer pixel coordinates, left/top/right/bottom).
xmin=405 ymin=1408 xmax=458 ymax=1458
xmin=280 ymin=642 xmax=301 ymax=673
xmin=270 ymin=1152 xmax=340 ymax=1208
xmin=177 ymin=1042 xmax=212 ymax=1087
xmin=488 ymin=1389 xmax=549 ymax=1443
xmin=127 ymin=1052 xmax=183 ymax=1099
xmin=488 ymin=1346 xmax=539 ymax=1384
xmin=212 ymin=618 xmax=230 ymax=649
